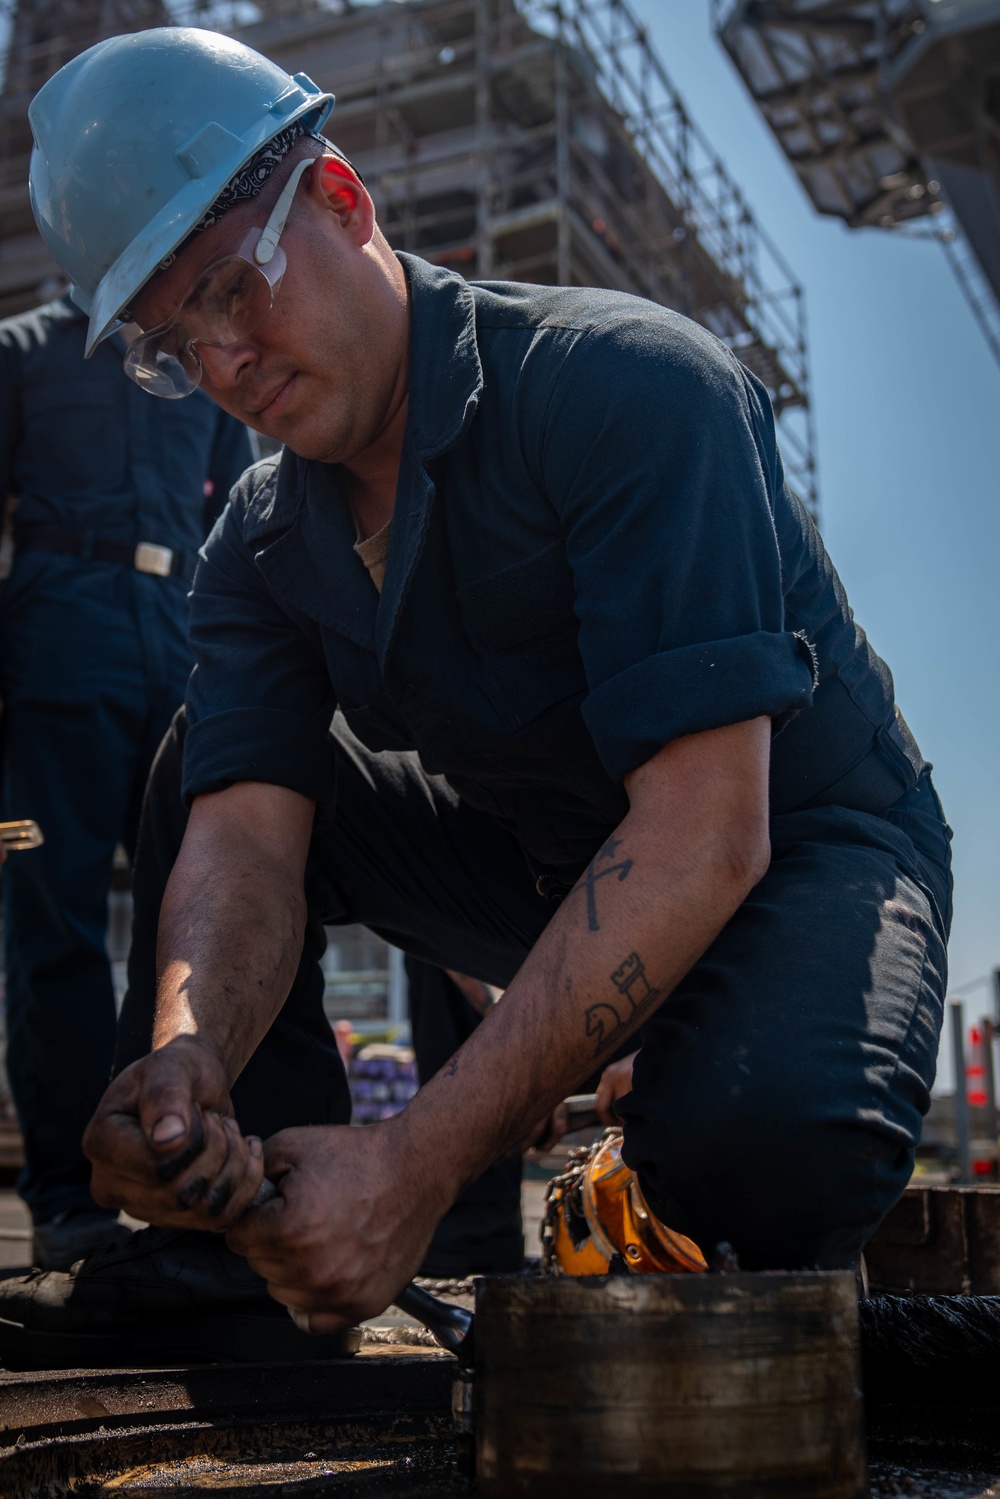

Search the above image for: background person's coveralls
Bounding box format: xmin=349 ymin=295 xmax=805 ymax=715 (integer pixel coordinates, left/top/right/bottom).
xmin=0 ymin=295 xmax=251 ymax=1231
xmin=119 ymin=258 xmax=952 ymax=1270
xmin=405 ymin=957 xmax=525 ymax=1272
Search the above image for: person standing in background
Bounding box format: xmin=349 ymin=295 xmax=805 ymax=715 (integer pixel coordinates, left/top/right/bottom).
xmin=0 ymin=292 xmax=252 ymax=1269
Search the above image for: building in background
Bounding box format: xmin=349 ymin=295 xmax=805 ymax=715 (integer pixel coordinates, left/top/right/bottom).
xmin=0 ymin=0 xmax=173 ymax=310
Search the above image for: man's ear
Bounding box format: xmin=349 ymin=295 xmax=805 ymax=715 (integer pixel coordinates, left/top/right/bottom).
xmin=309 ymin=155 xmax=369 ymax=232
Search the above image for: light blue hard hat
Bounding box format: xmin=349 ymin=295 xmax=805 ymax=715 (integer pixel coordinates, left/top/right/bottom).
xmin=28 ymin=27 xmax=335 ymax=356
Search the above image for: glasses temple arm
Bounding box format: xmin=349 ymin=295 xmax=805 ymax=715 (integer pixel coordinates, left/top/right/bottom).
xmin=254 ymin=156 xmax=315 ymax=266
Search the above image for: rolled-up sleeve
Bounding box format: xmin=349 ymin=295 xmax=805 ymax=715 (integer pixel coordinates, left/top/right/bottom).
xmin=536 ymin=311 xmax=817 ymax=784
xmin=183 ymin=480 xmax=336 ymax=805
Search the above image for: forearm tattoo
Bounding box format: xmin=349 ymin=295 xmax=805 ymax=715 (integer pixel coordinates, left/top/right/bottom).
xmin=568 ymin=837 xmax=634 ymax=932
xmin=584 ymin=951 xmax=663 ymax=1056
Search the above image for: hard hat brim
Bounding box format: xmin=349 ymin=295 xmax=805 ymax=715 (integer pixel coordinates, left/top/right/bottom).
xmin=83 ymin=90 xmax=334 ymax=357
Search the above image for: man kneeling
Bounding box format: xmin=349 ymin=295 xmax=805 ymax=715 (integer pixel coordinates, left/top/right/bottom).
xmin=12 ymin=26 xmax=951 ymax=1335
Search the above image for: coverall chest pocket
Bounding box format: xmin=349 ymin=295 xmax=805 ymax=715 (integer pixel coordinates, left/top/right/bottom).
xmin=457 ymin=540 xmax=588 ymax=732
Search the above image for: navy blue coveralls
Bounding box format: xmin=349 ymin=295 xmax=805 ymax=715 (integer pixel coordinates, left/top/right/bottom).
xmin=0 ymin=295 xmax=251 ymax=1226
xmin=118 ymin=255 xmax=952 ymax=1269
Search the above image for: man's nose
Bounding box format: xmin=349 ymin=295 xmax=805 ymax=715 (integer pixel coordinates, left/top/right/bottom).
xmin=198 ymin=339 xmax=256 ymax=392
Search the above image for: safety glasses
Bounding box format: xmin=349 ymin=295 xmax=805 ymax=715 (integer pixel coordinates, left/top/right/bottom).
xmin=124 ymin=156 xmax=313 ymax=399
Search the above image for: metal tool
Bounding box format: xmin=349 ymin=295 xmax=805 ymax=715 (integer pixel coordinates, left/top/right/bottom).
xmin=395 ymin=1282 xmax=474 ymax=1366
xmin=562 ymin=1092 xmax=600 ymax=1132
xmin=248 ymin=1175 xmax=475 ymax=1365
xmin=0 ymin=820 xmax=44 ymax=851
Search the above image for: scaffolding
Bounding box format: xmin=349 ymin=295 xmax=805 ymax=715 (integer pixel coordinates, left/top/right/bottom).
xmin=713 ymin=0 xmax=1000 ymax=370
xmin=0 ymin=0 xmax=818 ymax=509
xmin=0 ymin=0 xmax=173 ymax=308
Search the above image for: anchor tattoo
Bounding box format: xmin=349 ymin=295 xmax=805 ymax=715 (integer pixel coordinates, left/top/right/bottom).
xmin=568 ymin=838 xmax=634 ymax=932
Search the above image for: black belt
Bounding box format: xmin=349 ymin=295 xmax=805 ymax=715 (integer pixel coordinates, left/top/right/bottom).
xmin=15 ymin=526 xmax=197 ymax=583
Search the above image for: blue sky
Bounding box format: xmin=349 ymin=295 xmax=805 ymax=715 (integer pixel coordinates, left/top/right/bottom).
xmin=628 ymin=2 xmax=1000 ymax=1074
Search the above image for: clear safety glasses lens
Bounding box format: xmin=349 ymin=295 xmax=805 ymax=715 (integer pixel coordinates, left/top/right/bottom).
xmin=125 ymin=341 xmax=201 ymax=400
xmin=186 ymin=249 xmax=281 ymax=345
xmin=124 ymin=241 xmax=286 ymax=398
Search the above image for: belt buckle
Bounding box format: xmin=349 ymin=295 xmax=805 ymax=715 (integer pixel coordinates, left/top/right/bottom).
xmin=134 ymin=542 xmax=174 ymax=577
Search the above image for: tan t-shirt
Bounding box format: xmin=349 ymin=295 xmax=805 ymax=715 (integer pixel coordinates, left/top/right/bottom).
xmin=353 ymin=520 xmax=392 ymax=593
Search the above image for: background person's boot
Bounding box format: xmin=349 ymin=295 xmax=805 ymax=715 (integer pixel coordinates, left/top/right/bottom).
xmin=31 ymin=1209 xmax=134 ymax=1271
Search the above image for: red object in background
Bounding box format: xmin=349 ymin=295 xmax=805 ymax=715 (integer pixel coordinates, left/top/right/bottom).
xmin=967 ymin=1025 xmax=988 ymax=1107
xmin=333 ymin=1019 xmax=354 ymax=1067
xmin=966 ymin=1024 xmax=998 ymax=1177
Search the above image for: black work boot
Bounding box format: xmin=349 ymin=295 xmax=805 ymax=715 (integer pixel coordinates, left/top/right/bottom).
xmin=31 ymin=1209 xmax=134 ymax=1272
xmin=0 ymin=1225 xmax=359 ymax=1368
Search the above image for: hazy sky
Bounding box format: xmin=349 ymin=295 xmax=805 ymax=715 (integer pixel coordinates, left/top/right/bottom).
xmin=626 ymin=2 xmax=999 ymax=1073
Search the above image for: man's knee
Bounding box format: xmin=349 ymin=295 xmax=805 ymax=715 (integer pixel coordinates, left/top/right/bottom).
xmin=621 ymin=1082 xmax=913 ymax=1271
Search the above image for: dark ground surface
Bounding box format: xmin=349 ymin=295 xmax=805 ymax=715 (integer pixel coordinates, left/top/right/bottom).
xmin=1 ymin=1352 xmax=998 ymax=1496
xmin=869 ymin=1463 xmax=998 ymax=1498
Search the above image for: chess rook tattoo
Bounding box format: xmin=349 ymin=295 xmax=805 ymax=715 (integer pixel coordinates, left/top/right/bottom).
xmin=611 ymin=951 xmax=659 ymax=1008
xmin=584 ymin=951 xmax=663 ymax=1055
xmin=568 ymin=837 xmax=633 ymax=932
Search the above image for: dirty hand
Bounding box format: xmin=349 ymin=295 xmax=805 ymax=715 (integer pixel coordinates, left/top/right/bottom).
xmin=226 ymin=1120 xmax=448 ymax=1331
xmin=83 ymin=1035 xmax=264 ymax=1229
xmin=595 ymin=1051 xmax=638 ymax=1124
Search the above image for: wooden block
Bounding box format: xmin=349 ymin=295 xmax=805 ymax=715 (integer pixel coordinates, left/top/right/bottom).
xmin=866 ymin=1185 xmax=1000 ymax=1294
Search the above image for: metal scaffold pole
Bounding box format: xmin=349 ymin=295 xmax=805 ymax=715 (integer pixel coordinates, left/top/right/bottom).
xmin=950 ymin=999 xmax=973 ymax=1185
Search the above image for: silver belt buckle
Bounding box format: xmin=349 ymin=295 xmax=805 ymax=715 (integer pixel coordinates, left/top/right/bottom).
xmin=134 ymin=542 xmax=174 ymax=577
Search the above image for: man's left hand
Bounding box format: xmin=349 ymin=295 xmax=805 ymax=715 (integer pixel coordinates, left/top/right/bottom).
xmin=226 ymin=1120 xmax=448 ymax=1331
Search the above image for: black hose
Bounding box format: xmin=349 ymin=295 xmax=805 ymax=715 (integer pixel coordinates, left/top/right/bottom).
xmin=859 ymin=1294 xmax=1000 ymax=1366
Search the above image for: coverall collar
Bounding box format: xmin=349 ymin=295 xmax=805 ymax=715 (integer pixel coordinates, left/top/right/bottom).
xmin=396 ymin=251 xmax=484 ymax=461
xmin=53 ymin=289 xmax=130 ymax=360
xmin=57 ymin=290 xmax=85 ymax=321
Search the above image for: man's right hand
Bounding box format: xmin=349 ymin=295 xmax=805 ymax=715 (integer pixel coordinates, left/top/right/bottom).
xmin=82 ymin=1036 xmax=264 ymax=1230
xmin=595 ymin=1051 xmax=638 ymax=1125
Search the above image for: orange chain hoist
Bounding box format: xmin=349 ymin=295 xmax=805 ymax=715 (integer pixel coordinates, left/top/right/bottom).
xmin=541 ymin=1128 xmax=707 ymax=1276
